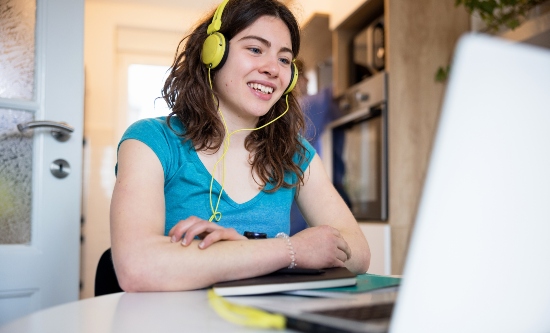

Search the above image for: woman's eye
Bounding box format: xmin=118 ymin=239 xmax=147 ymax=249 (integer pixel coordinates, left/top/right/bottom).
xmin=249 ymin=47 xmax=261 ymax=54
xmin=279 ymin=58 xmax=291 ymax=65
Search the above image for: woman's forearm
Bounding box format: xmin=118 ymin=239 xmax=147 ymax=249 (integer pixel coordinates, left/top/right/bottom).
xmin=111 ymin=236 xmax=291 ymax=292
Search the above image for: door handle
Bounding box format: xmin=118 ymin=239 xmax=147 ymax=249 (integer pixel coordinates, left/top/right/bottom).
xmin=17 ymin=120 xmax=74 ymax=142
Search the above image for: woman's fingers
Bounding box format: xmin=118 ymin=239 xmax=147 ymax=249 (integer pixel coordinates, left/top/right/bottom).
xmin=291 ymin=225 xmax=352 ymax=269
xmin=168 ymin=216 xmax=203 ymax=242
xmin=199 ymin=228 xmax=247 ymax=249
xmin=180 ymin=220 xmax=224 ymax=246
xmin=337 ymin=236 xmax=352 ymax=261
xmin=167 ymin=216 xmax=246 ymax=249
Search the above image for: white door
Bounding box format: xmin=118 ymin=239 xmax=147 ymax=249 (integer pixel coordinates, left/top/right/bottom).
xmin=0 ymin=0 xmax=84 ymax=326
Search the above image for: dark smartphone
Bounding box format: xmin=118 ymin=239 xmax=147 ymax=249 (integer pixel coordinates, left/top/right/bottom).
xmin=243 ymin=231 xmax=267 ymax=239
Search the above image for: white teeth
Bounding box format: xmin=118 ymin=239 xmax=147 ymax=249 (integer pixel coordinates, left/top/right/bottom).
xmin=248 ymin=83 xmax=273 ymax=94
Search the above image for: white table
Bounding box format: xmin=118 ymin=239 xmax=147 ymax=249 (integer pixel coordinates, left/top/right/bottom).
xmin=0 ymin=291 xmax=299 ymax=333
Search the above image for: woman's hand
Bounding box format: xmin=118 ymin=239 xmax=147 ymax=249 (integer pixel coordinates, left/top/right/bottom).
xmin=168 ymin=216 xmax=247 ymax=249
xmin=290 ymin=225 xmax=352 ymax=269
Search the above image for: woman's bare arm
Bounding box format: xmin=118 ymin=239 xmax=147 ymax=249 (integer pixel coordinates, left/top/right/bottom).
xmin=295 ymin=155 xmax=371 ymax=274
xmin=110 ymin=140 xmax=291 ymax=291
xmin=111 ymin=140 xmax=362 ymax=292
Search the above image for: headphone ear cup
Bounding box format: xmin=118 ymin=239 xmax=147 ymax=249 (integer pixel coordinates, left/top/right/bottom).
xmin=283 ymin=62 xmax=299 ymax=95
xmin=201 ymin=32 xmax=228 ymax=69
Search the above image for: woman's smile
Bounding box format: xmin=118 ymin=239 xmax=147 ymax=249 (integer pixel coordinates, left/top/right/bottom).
xmin=247 ymin=82 xmax=274 ymax=95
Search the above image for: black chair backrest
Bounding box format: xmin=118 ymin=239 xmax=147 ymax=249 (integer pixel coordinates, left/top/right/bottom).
xmin=95 ymin=248 xmax=123 ymax=296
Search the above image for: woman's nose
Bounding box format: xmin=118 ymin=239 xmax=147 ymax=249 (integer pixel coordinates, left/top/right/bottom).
xmin=259 ymin=56 xmax=279 ymax=78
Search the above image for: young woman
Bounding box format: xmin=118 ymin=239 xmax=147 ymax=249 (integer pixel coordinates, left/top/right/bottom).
xmin=110 ymin=0 xmax=370 ymax=292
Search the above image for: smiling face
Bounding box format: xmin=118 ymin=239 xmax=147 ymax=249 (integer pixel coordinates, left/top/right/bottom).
xmin=212 ymin=15 xmax=293 ymax=129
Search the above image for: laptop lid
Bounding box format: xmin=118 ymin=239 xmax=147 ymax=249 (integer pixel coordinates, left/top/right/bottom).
xmin=235 ymin=33 xmax=550 ymax=333
xmin=390 ymin=33 xmax=550 ymax=333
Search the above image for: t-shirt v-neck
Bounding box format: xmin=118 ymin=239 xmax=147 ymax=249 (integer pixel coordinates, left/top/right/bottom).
xmin=189 ymin=147 xmax=265 ymax=208
xmin=118 ymin=116 xmax=315 ymax=238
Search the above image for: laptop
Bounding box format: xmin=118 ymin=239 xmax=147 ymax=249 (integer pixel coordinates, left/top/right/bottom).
xmin=233 ymin=33 xmax=550 ymax=333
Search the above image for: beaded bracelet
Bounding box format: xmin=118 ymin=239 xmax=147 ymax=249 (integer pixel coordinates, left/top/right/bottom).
xmin=275 ymin=232 xmax=296 ymax=269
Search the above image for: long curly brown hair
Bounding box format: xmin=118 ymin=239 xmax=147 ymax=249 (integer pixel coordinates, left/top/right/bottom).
xmin=162 ymin=0 xmax=307 ymax=193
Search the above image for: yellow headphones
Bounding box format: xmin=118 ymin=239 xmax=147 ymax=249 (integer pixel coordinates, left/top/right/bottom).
xmin=201 ymin=0 xmax=298 ymax=95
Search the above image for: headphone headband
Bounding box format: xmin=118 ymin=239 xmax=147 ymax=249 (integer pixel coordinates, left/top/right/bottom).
xmin=207 ymin=0 xmax=229 ymax=34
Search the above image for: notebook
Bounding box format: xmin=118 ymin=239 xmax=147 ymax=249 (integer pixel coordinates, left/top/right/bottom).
xmin=238 ymin=33 xmax=550 ymax=333
xmin=212 ymin=267 xmax=357 ymax=296
xmin=284 ymin=273 xmax=401 ymax=298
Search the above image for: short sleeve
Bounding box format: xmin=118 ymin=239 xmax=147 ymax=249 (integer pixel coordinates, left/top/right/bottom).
xmin=296 ymin=135 xmax=316 ymax=173
xmin=115 ymin=117 xmax=176 ymax=178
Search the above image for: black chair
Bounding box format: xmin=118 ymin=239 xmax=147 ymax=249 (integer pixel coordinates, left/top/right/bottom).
xmin=95 ymin=248 xmax=123 ymax=296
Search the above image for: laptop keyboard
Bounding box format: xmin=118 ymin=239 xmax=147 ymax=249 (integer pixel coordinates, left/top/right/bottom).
xmin=311 ymin=302 xmax=394 ymax=322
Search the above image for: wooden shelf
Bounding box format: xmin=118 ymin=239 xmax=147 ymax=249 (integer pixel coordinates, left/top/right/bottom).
xmin=470 ymin=2 xmax=550 ymax=48
xmin=500 ymin=5 xmax=550 ymax=48
xmin=334 ymin=0 xmax=384 ymax=31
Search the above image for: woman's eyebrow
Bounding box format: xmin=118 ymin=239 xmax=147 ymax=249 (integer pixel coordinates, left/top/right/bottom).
xmin=238 ymin=35 xmax=294 ymax=57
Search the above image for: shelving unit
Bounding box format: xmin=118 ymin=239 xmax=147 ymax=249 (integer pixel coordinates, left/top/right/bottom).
xmin=331 ymin=0 xmax=384 ymax=97
xmin=329 ymin=0 xmax=470 ymax=274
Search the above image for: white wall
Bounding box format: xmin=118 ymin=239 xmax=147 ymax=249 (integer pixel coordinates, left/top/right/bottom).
xmin=287 ymin=0 xmax=332 ymax=24
xmin=360 ymin=223 xmax=391 ymax=275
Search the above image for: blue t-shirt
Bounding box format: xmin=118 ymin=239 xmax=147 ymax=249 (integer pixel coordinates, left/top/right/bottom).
xmin=117 ymin=116 xmax=316 ymax=237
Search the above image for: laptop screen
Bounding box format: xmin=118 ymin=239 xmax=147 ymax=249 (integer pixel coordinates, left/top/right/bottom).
xmin=390 ymin=33 xmax=550 ymax=333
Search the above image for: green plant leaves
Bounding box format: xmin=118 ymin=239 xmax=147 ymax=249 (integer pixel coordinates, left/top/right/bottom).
xmin=435 ymin=65 xmax=451 ymax=83
xmin=455 ymin=0 xmax=548 ymax=32
xmin=437 ymin=0 xmax=547 ymax=82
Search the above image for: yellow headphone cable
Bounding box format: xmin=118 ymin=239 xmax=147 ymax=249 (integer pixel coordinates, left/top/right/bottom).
xmin=206 ymin=67 xmax=290 ymax=222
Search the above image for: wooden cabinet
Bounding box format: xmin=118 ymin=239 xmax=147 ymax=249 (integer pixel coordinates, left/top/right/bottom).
xmin=331 ymin=0 xmax=470 ymax=274
xmin=299 ymin=13 xmax=332 ymax=79
xmin=331 ymin=0 xmax=384 ymax=97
